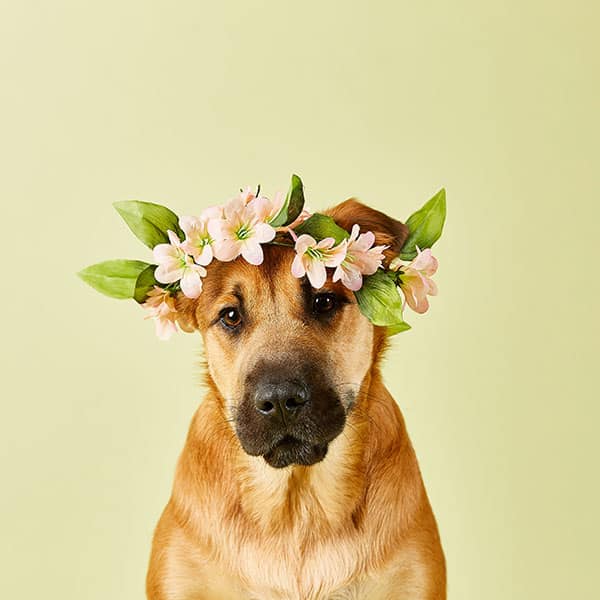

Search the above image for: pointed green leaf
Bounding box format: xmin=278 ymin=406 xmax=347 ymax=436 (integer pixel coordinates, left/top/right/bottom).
xmin=113 ymin=200 xmax=183 ymax=249
xmin=134 ymin=264 xmax=159 ymax=303
xmin=78 ymin=260 xmax=151 ymax=299
xmin=270 ymin=174 xmax=306 ymax=227
xmin=294 ymin=213 xmax=350 ymax=244
xmin=387 ymin=321 xmax=412 ymax=335
xmin=354 ymin=270 xmax=410 ymax=334
xmin=399 ymin=188 xmax=446 ymax=260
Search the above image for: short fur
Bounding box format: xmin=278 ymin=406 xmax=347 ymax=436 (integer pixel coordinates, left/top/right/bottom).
xmin=146 ymin=200 xmax=446 ymax=599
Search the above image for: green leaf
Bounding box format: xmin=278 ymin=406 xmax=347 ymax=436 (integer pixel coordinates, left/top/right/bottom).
xmin=78 ymin=260 xmax=151 ymax=299
xmin=354 ymin=270 xmax=410 ymax=335
xmin=133 ymin=264 xmax=159 ymax=303
xmin=294 ymin=213 xmax=350 ymax=244
xmin=399 ymin=188 xmax=446 ymax=260
xmin=113 ymin=200 xmax=183 ymax=249
xmin=270 ymin=174 xmax=305 ymax=227
xmin=387 ymin=321 xmax=412 ymax=335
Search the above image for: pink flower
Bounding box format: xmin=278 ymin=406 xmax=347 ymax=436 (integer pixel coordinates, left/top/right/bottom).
xmin=153 ymin=230 xmax=207 ymax=299
xmin=291 ymin=234 xmax=347 ymax=289
xmin=391 ymin=248 xmax=438 ymax=314
xmin=248 ymin=191 xmax=285 ymax=224
xmin=332 ymin=224 xmax=387 ymax=291
xmin=142 ymin=286 xmax=178 ymax=340
xmin=179 ymin=206 xmax=222 ymax=266
xmin=238 ymin=186 xmax=257 ymax=205
xmin=207 ymin=198 xmax=276 ymax=265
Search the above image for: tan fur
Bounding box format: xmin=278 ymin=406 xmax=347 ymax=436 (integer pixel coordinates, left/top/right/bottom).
xmin=147 ymin=202 xmax=446 ymax=599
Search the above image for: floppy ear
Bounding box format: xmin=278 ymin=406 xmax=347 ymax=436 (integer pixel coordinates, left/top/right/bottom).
xmin=174 ymin=293 xmax=199 ymax=332
xmin=325 ymin=199 xmax=409 ymax=262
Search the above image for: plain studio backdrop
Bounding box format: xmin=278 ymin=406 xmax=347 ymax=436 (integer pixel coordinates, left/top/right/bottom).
xmin=1 ymin=2 xmax=598 ymax=599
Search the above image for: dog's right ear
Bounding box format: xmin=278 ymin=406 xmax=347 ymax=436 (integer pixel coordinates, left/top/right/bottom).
xmin=325 ymin=199 xmax=409 ymax=263
xmin=174 ymin=293 xmax=199 ymax=332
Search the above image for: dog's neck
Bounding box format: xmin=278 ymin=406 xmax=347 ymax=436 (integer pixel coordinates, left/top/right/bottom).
xmin=173 ymin=368 xmax=412 ymax=540
xmin=234 ymin=404 xmax=369 ymax=533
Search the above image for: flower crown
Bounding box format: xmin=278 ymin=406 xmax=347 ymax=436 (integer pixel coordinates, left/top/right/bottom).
xmin=79 ymin=175 xmax=446 ymax=340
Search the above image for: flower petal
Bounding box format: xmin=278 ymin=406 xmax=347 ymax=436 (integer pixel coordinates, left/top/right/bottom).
xmin=271 ymin=191 xmax=285 ymax=215
xmin=253 ymin=222 xmax=276 ymax=243
xmin=207 ymin=219 xmax=229 ymax=241
xmin=332 ymin=265 xmax=343 ymax=283
xmin=167 ymin=230 xmax=181 ymax=246
xmin=196 ymin=244 xmax=214 ymax=266
xmin=191 ymin=263 xmax=207 ymax=277
xmin=180 ymin=269 xmax=203 ymax=298
xmin=153 ymin=243 xmax=178 ymax=262
xmin=248 ymin=196 xmax=273 ymax=222
xmin=341 ymin=269 xmax=363 ymax=291
xmin=223 ymin=197 xmax=245 ymax=220
xmin=305 ymin=259 xmax=327 ymax=289
xmin=316 ymin=237 xmax=335 ymax=250
xmin=333 ymin=262 xmax=363 ymax=290
xmin=241 ymin=240 xmax=264 ymax=265
xmin=295 ymin=234 xmax=316 ymax=254
xmin=356 ymin=246 xmax=386 ymax=275
xmin=401 ymin=272 xmax=429 ymax=313
xmin=238 ymin=187 xmax=255 ymax=204
xmin=213 ymin=239 xmax=241 ymax=261
xmin=155 ymin=318 xmax=178 ymax=340
xmin=355 ymin=230 xmax=375 ymax=251
xmin=155 ymin=264 xmax=184 ymax=284
xmin=426 ymin=277 xmax=438 ymax=296
xmin=179 ymin=215 xmax=198 ymax=236
xmin=411 ymin=248 xmax=438 ymax=275
xmin=180 ymin=240 xmax=196 ymax=257
xmin=323 ymin=241 xmax=347 ymax=267
xmin=291 ymin=254 xmax=306 ymax=278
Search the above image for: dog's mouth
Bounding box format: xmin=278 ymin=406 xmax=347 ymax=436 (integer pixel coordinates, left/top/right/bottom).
xmin=262 ymin=435 xmax=329 ymax=469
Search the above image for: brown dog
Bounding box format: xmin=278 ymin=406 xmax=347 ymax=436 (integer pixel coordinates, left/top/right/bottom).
xmin=146 ymin=200 xmax=446 ymax=599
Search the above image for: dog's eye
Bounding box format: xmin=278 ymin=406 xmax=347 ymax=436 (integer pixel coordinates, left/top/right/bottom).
xmin=313 ymin=293 xmax=337 ymax=314
xmin=220 ymin=307 xmax=242 ymax=329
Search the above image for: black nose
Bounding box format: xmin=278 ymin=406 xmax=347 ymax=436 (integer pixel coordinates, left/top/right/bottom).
xmin=254 ymin=380 xmax=309 ymax=423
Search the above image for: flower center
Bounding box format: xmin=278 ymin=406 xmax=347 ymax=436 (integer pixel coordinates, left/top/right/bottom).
xmin=235 ymin=224 xmax=253 ymax=240
xmin=306 ymin=247 xmax=324 ymax=260
xmin=176 ymin=248 xmax=188 ymax=268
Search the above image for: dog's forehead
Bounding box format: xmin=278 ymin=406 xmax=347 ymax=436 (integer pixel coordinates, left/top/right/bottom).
xmin=199 ymin=245 xmax=301 ymax=310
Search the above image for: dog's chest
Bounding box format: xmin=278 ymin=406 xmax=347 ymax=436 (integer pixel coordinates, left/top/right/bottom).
xmin=218 ymin=523 xmax=380 ymax=600
xmin=209 ymin=443 xmax=386 ymax=599
xmin=200 ymin=558 xmax=390 ymax=600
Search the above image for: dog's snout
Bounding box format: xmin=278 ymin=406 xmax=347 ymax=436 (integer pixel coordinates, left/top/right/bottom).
xmin=254 ymin=380 xmax=308 ymax=422
xmin=237 ymin=359 xmax=347 ymax=467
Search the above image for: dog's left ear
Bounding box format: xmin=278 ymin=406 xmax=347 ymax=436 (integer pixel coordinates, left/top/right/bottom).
xmin=325 ymin=199 xmax=409 ymax=262
xmin=174 ymin=293 xmax=199 ymax=332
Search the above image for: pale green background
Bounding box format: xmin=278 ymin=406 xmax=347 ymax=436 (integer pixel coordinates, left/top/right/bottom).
xmin=1 ymin=1 xmax=598 ymax=599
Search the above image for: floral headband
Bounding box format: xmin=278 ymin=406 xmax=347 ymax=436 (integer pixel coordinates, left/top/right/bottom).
xmin=79 ymin=175 xmax=446 ymax=340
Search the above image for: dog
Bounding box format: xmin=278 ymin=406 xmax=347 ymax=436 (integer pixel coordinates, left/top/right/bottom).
xmin=146 ymin=199 xmax=446 ymax=599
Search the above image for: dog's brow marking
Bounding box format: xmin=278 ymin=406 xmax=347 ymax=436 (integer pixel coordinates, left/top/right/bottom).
xmin=231 ymin=284 xmax=244 ymax=304
xmin=265 ymin=261 xmax=282 ymax=301
xmin=217 ymin=284 xmax=244 ymax=309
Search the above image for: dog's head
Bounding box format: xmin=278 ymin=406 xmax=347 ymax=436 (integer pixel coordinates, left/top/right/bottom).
xmin=176 ymin=200 xmax=408 ymax=468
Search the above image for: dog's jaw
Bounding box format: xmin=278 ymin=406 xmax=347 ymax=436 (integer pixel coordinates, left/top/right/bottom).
xmin=262 ymin=435 xmax=330 ymax=469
